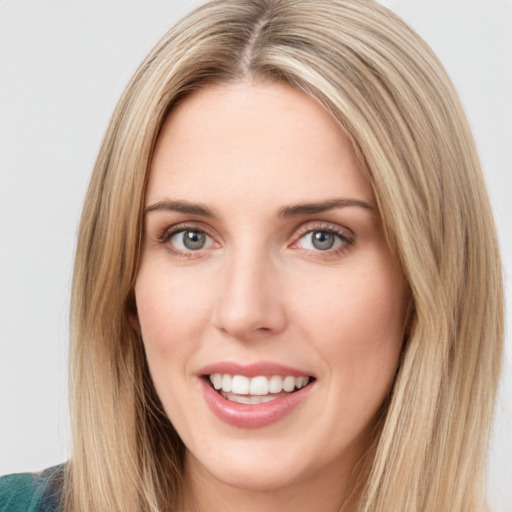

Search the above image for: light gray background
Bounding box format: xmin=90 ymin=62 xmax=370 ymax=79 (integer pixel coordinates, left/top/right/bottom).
xmin=1 ymin=1 xmax=511 ymax=510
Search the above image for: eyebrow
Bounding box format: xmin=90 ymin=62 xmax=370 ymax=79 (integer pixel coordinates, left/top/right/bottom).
xmin=278 ymin=198 xmax=374 ymax=217
xmin=145 ymin=200 xmax=216 ymax=217
xmin=144 ymin=197 xmax=374 ymax=218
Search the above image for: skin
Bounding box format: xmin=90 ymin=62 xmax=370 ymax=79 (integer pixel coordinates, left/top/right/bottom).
xmin=135 ymin=80 xmax=410 ymax=512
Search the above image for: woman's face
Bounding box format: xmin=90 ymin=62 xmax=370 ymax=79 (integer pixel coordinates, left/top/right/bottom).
xmin=135 ymin=81 xmax=409 ymax=497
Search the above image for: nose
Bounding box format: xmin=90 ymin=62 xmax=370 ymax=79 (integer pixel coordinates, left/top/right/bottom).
xmin=213 ymin=246 xmax=287 ymax=341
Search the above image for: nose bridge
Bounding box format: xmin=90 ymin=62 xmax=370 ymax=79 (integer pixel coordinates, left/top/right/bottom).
xmin=214 ymin=239 xmax=286 ymax=339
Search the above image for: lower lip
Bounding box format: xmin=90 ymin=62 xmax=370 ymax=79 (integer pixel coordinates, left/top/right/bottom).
xmin=199 ymin=378 xmax=314 ymax=428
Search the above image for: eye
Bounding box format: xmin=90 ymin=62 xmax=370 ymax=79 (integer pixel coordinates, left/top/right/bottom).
xmin=169 ymin=229 xmax=214 ymax=252
xmin=293 ymin=227 xmax=354 ymax=254
xmin=305 ymin=231 xmax=339 ymax=251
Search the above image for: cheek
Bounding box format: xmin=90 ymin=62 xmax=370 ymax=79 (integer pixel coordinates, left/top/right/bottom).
xmin=134 ymin=269 xmax=204 ymax=421
xmin=135 ymin=263 xmax=212 ymax=354
xmin=134 ymin=274 xmax=203 ymax=422
xmin=293 ymin=259 xmax=407 ymax=404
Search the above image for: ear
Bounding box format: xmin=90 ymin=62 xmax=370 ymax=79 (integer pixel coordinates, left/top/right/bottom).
xmin=127 ymin=292 xmax=141 ymax=333
xmin=130 ymin=315 xmax=141 ymax=334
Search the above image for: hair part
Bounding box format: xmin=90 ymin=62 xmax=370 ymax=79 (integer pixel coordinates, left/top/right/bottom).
xmin=66 ymin=1 xmax=504 ymax=511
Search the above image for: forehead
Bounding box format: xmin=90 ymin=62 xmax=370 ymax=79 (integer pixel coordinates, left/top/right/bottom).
xmin=146 ymin=80 xmax=373 ymax=210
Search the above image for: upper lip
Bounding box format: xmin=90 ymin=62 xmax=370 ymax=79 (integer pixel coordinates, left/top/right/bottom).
xmin=198 ymin=361 xmax=314 ymax=378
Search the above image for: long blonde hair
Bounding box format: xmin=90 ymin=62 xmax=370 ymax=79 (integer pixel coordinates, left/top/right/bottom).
xmin=65 ymin=1 xmax=504 ymax=510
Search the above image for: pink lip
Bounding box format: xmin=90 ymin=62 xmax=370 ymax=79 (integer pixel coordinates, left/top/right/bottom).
xmin=198 ymin=364 xmax=315 ymax=429
xmin=198 ymin=361 xmax=313 ymax=378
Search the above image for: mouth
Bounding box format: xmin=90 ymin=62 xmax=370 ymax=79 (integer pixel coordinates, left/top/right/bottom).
xmin=204 ymin=373 xmax=315 ymax=405
xmin=199 ymin=364 xmax=316 ymax=428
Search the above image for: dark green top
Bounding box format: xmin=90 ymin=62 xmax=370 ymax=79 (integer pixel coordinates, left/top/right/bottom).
xmin=0 ymin=465 xmax=64 ymax=512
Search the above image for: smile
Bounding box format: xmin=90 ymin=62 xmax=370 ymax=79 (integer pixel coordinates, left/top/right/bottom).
xmin=209 ymin=373 xmax=310 ymax=404
xmin=199 ymin=365 xmax=315 ymax=428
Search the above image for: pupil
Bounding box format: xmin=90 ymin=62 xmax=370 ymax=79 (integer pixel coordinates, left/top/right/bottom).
xmin=183 ymin=231 xmax=205 ymax=250
xmin=312 ymin=231 xmax=335 ymax=250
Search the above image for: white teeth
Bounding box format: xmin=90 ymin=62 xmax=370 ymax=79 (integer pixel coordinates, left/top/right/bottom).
xmin=221 ymin=374 xmax=232 ymax=392
xmin=211 ymin=373 xmax=222 ymax=390
xmin=209 ymin=373 xmax=310 ymax=398
xmin=231 ymin=375 xmax=250 ymax=394
xmin=268 ymin=375 xmax=283 ymax=393
xmin=249 ymin=376 xmax=269 ymax=395
xmin=296 ymin=376 xmax=308 ymax=389
xmin=221 ymin=391 xmax=281 ymax=404
xmin=283 ymin=376 xmax=296 ymax=392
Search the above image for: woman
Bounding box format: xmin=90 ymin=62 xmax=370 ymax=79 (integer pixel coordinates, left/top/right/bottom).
xmin=0 ymin=0 xmax=504 ymax=511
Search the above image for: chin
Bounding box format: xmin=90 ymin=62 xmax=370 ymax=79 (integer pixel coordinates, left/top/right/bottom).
xmin=207 ymin=464 xmax=306 ymax=493
xmin=186 ymin=441 xmax=315 ymax=492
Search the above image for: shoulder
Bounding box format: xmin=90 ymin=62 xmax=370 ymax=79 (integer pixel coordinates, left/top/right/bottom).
xmin=0 ymin=465 xmax=65 ymax=512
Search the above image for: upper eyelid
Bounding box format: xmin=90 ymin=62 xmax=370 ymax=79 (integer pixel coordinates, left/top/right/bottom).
xmin=157 ymin=225 xmax=217 ymax=256
xmin=153 ymin=219 xmax=354 ymax=245
xmin=292 ymin=220 xmax=354 ymax=237
xmin=160 ymin=221 xmax=216 ymax=239
xmin=290 ymin=221 xmax=356 ymax=250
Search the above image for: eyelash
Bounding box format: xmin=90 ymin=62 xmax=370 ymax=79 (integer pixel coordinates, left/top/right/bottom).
xmin=291 ymin=223 xmax=355 ymax=257
xmin=156 ymin=222 xmax=355 ymax=259
xmin=157 ymin=223 xmax=216 ymax=258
